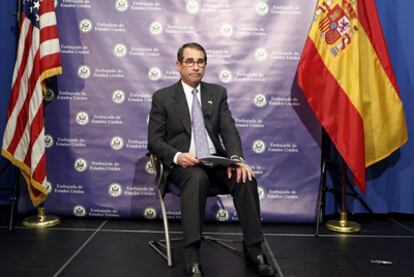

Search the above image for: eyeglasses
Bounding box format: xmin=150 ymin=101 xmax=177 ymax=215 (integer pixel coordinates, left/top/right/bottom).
xmin=181 ymin=59 xmax=206 ymax=68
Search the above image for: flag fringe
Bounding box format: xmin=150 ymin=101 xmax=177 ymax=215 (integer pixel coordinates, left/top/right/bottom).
xmin=2 ymin=148 xmax=48 ymax=207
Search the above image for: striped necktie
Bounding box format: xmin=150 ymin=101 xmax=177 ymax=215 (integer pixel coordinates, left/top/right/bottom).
xmin=191 ymin=88 xmax=209 ymax=158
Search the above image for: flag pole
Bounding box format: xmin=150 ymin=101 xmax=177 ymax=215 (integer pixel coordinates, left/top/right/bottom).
xmin=22 ymin=203 xmax=60 ymax=228
xmin=325 ymin=163 xmax=361 ymax=233
xmin=12 ymin=0 xmax=61 ymax=229
xmin=22 ymin=85 xmax=60 ymax=229
xmin=314 ymin=129 xmax=330 ymax=236
xmin=8 ymin=166 xmax=20 ymax=231
xmin=16 ymin=0 xmax=21 ymax=25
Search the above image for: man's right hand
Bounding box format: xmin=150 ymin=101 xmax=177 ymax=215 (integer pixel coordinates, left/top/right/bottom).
xmin=177 ymin=152 xmax=200 ymax=168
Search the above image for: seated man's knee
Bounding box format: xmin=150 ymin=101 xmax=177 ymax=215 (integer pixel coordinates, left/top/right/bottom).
xmin=234 ymin=178 xmax=258 ymax=195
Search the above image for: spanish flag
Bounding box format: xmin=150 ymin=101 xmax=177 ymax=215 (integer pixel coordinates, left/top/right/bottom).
xmin=297 ymin=0 xmax=408 ymax=192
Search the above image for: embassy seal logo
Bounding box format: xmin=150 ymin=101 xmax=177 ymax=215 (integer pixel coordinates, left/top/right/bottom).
xmin=255 ymin=48 xmax=268 ymax=62
xmin=256 ymin=1 xmax=269 ymax=16
xmin=110 ymin=136 xmax=124 ymax=151
xmin=252 ymin=139 xmax=267 ymax=154
xmin=145 ymin=159 xmax=155 ymax=175
xmin=108 ymin=183 xmax=122 ymax=197
xmin=44 ymin=134 xmax=54 ymax=148
xmin=143 ymin=207 xmax=157 ymax=219
xmin=216 ymin=208 xmax=229 ymax=222
xmin=149 ymin=21 xmax=163 ymax=35
xmin=145 ymin=159 xmax=154 ymax=174
xmin=254 ymin=94 xmax=267 ymax=107
xmin=257 ymin=186 xmax=266 ymax=200
xmin=112 ymin=89 xmax=126 ymax=104
xmin=75 ymin=111 xmax=89 ymax=126
xmin=113 ymin=43 xmax=127 ymax=58
xmin=115 ymin=0 xmax=129 ymax=11
xmin=220 ymin=24 xmax=233 ymax=37
xmin=79 ymin=19 xmax=93 ymax=33
xmin=73 ymin=205 xmax=86 ymax=217
xmin=148 ymin=67 xmax=162 ymax=81
xmin=43 ymin=180 xmax=52 ymax=194
xmin=74 ymin=158 xmax=88 ymax=172
xmin=44 ymin=87 xmax=55 ymax=102
xmin=77 ymin=65 xmax=91 ymax=79
xmin=186 ymin=0 xmax=200 ymax=14
xmin=219 ymin=69 xmax=232 ymax=83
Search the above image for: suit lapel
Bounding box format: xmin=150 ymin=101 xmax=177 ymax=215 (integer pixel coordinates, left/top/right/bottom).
xmin=200 ymin=82 xmax=213 ymax=117
xmin=200 ymin=82 xmax=213 ymax=133
xmin=173 ymin=81 xmax=191 ymax=135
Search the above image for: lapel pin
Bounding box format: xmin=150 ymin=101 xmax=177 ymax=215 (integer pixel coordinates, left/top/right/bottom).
xmin=208 ymin=100 xmax=213 ymax=105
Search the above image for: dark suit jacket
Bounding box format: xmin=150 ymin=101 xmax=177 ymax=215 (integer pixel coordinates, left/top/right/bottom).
xmin=148 ymin=80 xmax=243 ymax=193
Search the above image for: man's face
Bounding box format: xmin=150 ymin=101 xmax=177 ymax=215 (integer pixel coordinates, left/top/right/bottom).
xmin=176 ymin=47 xmax=206 ymax=87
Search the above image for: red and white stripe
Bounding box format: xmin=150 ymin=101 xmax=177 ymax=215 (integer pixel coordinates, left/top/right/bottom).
xmin=2 ymin=0 xmax=61 ymax=206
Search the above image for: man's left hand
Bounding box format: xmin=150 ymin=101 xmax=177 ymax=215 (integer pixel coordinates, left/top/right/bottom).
xmin=227 ymin=162 xmax=254 ymax=183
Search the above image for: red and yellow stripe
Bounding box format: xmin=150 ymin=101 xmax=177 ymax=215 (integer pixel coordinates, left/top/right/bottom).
xmin=297 ymin=0 xmax=407 ymax=191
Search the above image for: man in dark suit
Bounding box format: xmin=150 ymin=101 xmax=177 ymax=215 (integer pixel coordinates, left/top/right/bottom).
xmin=148 ymin=42 xmax=276 ymax=277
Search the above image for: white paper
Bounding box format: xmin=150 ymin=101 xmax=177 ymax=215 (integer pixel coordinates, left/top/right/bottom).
xmin=199 ymin=156 xmax=243 ymax=167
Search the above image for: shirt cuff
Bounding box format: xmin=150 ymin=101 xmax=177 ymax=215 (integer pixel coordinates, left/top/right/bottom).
xmin=173 ymin=152 xmax=182 ymax=164
xmin=230 ymin=155 xmax=244 ymax=162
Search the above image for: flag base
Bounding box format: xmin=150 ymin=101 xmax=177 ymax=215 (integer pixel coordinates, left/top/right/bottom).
xmin=22 ymin=207 xmax=60 ymax=228
xmin=325 ymin=212 xmax=361 ymax=233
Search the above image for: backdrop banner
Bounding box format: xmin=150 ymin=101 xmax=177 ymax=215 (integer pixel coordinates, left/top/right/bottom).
xmin=18 ymin=0 xmax=321 ymax=222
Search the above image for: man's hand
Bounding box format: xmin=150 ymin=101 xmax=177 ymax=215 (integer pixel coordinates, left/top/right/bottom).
xmin=227 ymin=162 xmax=255 ymax=183
xmin=177 ymin=152 xmax=200 ymax=168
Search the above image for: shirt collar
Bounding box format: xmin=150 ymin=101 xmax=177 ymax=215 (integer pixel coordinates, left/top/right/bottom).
xmin=181 ymin=80 xmax=201 ymax=95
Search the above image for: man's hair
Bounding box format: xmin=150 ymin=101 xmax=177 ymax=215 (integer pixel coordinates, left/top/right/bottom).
xmin=177 ymin=42 xmax=207 ymax=63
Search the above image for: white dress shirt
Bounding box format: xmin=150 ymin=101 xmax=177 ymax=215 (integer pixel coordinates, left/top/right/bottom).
xmin=173 ymin=81 xmax=216 ymax=164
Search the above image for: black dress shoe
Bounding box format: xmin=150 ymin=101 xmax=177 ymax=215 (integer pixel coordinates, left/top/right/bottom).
xmin=245 ymin=253 xmax=277 ymax=276
xmin=184 ymin=263 xmax=203 ymax=277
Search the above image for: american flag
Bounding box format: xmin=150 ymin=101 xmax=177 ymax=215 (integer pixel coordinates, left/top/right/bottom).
xmin=1 ymin=0 xmax=61 ymax=206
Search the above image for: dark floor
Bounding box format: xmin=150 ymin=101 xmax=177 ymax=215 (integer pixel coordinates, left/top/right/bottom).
xmin=1 ymin=207 xmax=414 ymax=277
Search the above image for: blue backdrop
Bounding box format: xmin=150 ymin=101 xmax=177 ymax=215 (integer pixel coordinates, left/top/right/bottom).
xmin=16 ymin=0 xmax=321 ymax=222
xmin=1 ymin=0 xmax=413 ymax=216
xmin=346 ymin=0 xmax=414 ymax=213
xmin=0 ymin=0 xmax=18 ymax=205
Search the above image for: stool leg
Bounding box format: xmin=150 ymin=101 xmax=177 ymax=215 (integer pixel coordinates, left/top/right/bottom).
xmin=159 ymin=191 xmax=173 ymax=267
